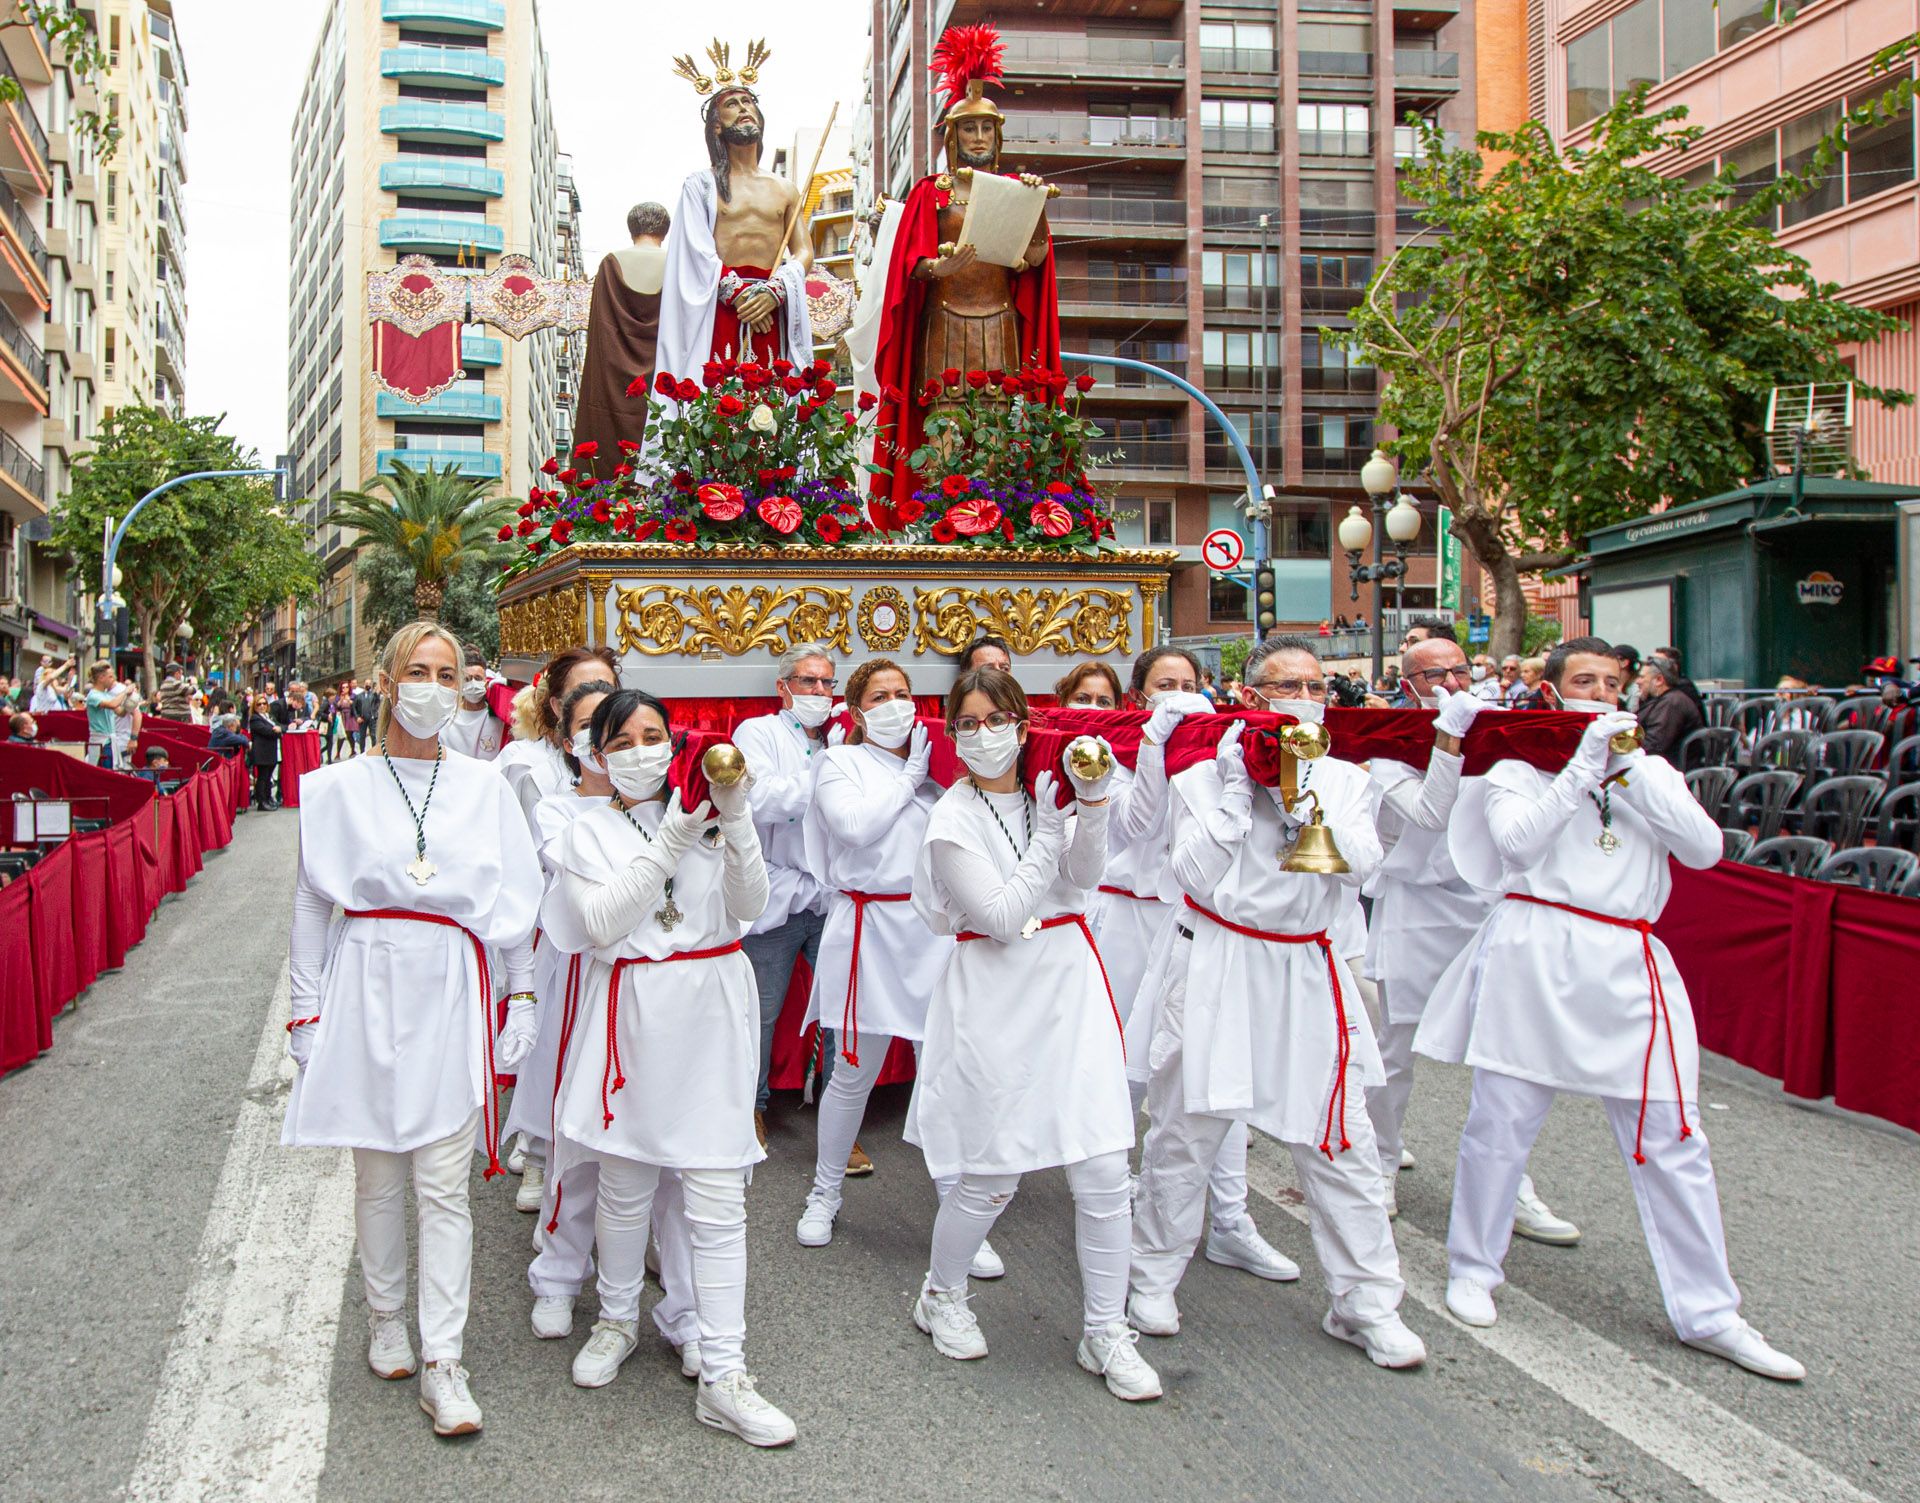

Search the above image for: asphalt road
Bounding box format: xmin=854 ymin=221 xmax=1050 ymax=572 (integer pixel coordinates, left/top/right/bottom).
xmin=2 ymin=806 xmax=1915 ymax=1503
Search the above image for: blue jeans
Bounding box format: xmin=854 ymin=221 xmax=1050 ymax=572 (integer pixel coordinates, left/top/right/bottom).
xmin=741 ymin=907 xmax=828 ymax=1112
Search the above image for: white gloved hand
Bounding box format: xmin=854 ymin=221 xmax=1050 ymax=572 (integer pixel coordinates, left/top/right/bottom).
xmin=1143 ymin=690 xmax=1213 ymax=745
xmin=656 ymin=789 xmax=714 ymax=852
xmin=1033 ymin=770 xmax=1070 ymax=843
xmin=288 ymin=1020 xmax=318 ymax=1070
xmin=707 ymin=762 xmax=753 ymax=823
xmin=1433 ymin=683 xmax=1495 ymax=739
xmin=826 ymin=720 xmax=847 ymax=748
xmin=1573 ymin=711 xmax=1637 ymax=778
xmin=902 ymin=722 xmax=931 ymax=783
xmin=1214 ymin=719 xmax=1251 ymax=795
xmin=496 ymin=995 xmax=539 ymax=1072
xmin=1062 ymin=736 xmax=1114 ymax=803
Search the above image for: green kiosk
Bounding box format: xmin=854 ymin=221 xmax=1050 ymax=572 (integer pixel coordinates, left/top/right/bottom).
xmin=1567 ymin=477 xmax=1919 ymax=687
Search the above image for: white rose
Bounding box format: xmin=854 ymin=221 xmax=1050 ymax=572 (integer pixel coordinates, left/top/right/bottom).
xmin=747 ymin=403 xmax=777 ymax=435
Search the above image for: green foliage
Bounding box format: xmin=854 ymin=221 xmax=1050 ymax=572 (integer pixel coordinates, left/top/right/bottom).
xmin=1218 ymin=637 xmax=1252 ymax=684
xmin=1454 ymin=616 xmax=1562 ymax=657
xmin=357 ymin=546 xmax=501 ymax=660
xmin=331 ymin=460 xmax=515 ymax=619
xmin=0 ymin=4 xmax=123 ymax=158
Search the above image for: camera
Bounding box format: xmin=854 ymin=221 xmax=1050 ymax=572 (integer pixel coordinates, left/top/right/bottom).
xmin=1327 ymin=672 xmax=1370 ymax=709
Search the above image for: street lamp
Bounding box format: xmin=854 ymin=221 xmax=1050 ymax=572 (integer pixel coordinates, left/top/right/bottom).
xmin=1343 ymin=449 xmax=1423 ymax=685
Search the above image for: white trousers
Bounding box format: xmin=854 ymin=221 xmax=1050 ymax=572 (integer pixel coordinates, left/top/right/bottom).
xmin=1368 ymin=1010 xmax=1419 ymax=1179
xmin=353 ymin=1111 xmax=478 ymax=1363
xmin=810 ymin=1035 xmax=956 ymax=1206
xmin=1130 ymin=972 xmax=1403 ymax=1326
xmin=594 ymin=1155 xmax=750 ymax=1378
xmin=1448 ymin=1068 xmax=1742 ymax=1341
xmin=928 ymin=1149 xmax=1133 ymax=1333
xmin=527 ymin=1157 xmax=698 ymax=1348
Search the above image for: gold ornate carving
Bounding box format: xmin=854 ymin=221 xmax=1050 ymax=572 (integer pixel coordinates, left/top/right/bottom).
xmin=857 ymin=585 xmax=911 ymax=652
xmin=611 ymin=584 xmax=854 ymax=658
xmin=498 ymin=584 xmax=587 ymax=658
xmin=910 ymin=586 xmax=1134 ymax=658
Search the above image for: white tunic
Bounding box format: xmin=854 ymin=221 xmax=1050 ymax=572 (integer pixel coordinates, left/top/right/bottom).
xmin=543 ymin=801 xmax=768 ymax=1169
xmin=282 ymin=754 xmax=541 ymax=1153
xmin=1416 ymin=753 xmax=1721 ymax=1101
xmin=443 ymin=704 xmax=506 ymax=762
xmin=907 ymin=784 xmax=1132 ymax=1177
xmin=495 ymin=736 xmax=571 ymax=831
xmin=1088 ymin=746 xmax=1178 ymax=1029
xmin=730 ymin=709 xmax=828 ymax=934
xmin=800 ymin=742 xmax=945 ymax=1049
xmin=503 ymin=790 xmax=594 ymax=1143
xmin=1154 ymin=755 xmax=1384 ymax=1147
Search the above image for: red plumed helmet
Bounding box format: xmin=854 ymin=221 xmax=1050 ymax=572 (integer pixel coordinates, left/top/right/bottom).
xmin=930 ymin=23 xmax=1005 ymax=112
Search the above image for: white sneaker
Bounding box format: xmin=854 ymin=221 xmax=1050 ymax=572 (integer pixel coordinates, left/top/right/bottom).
xmin=571 ymin=1318 xmax=639 ymax=1388
xmin=1446 ymin=1275 xmax=1498 ymax=1328
xmin=1513 ymin=1180 xmax=1581 ymax=1246
xmin=1399 ymin=1146 xmax=1416 ymax=1170
xmin=1683 ymin=1320 xmax=1806 ymax=1381
xmin=1205 ymin=1218 xmax=1301 ymax=1282
xmin=515 ymin=1161 xmax=545 ymax=1214
xmin=417 ymin=1360 xmax=481 ymax=1436
xmin=1126 ymin=1288 xmax=1180 ymax=1337
xmin=1383 ymin=1178 xmax=1399 ymax=1221
xmin=1323 ymin=1309 xmax=1427 ymax=1369
xmin=969 ymin=1238 xmax=1005 ymax=1280
xmin=1077 ymin=1323 xmax=1163 ymax=1401
xmin=913 ymin=1276 xmax=988 ymax=1360
xmin=506 ymin=1134 xmax=528 ymax=1175
xmin=796 ymin=1193 xmax=838 ymax=1248
xmin=696 ymin=1371 xmax=797 ymax=1447
xmin=676 ymin=1338 xmax=702 ymax=1380
xmin=367 ymin=1308 xmax=416 ymax=1380
xmin=530 ymin=1294 xmax=574 ymax=1340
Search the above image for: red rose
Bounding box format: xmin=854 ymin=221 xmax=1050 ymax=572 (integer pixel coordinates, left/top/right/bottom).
xmin=702 ymin=361 xmax=726 ymax=389
xmin=496 ymin=524 xmax=513 ymax=541
xmin=758 ymin=495 xmax=803 ymax=535
xmin=772 ymin=358 xmax=794 ymax=375
xmin=1074 ymin=371 xmax=1096 ymax=393
xmin=654 ymin=372 xmax=677 ymax=397
xmin=966 ymin=370 xmax=990 ymax=390
xmin=578 ymin=475 xmax=601 ymax=489
xmin=893 ymin=496 xmax=926 ymax=525
xmin=716 ymin=394 xmax=746 ymax=418
xmin=1047 ymin=480 xmax=1073 ymax=497
xmin=613 ymin=463 xmax=633 ymax=479
xmin=573 ymin=440 xmax=599 ymax=457
xmin=782 ymin=375 xmax=805 ymax=396
xmin=671 ymin=471 xmax=695 ymax=492
xmin=516 ymin=500 xmax=535 ymax=518
xmin=516 ymin=518 xmax=535 ymax=536
xmin=843 ymin=410 xmax=857 ymax=426
xmin=540 ymin=456 xmax=559 ymax=475
xmin=941 ymin=367 xmax=961 ymax=387
xmin=556 ymin=468 xmax=577 ymax=485
xmin=919 ymin=379 xmax=940 ymax=404
xmin=590 ymin=500 xmax=612 ymax=524
xmin=814 ymin=514 xmax=844 ymax=544
xmin=675 ymin=380 xmax=701 ymax=402
xmin=940 ymin=474 xmax=972 ymax=498
xmin=944 ymin=498 xmax=1003 ymax=537
xmin=932 ymin=518 xmax=959 ymax=544
xmin=551 ymin=518 xmax=574 ymax=543
xmin=528 ymin=539 xmax=544 ymax=553
xmin=856 ymin=390 xmax=878 ymax=412
xmin=1029 ymin=500 xmax=1074 ymax=538
xmin=1001 ymin=517 xmax=1016 ymax=542
xmin=699 ymin=482 xmax=746 ymax=522
xmin=814 ymin=378 xmax=836 ymax=401
xmin=618 ymin=439 xmax=640 ymax=454
xmin=664 ymin=518 xmax=698 ymax=544
xmin=632 ymin=518 xmax=661 ymax=542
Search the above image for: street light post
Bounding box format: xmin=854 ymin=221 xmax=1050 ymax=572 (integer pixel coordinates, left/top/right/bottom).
xmin=1340 ymin=449 xmax=1423 ymax=686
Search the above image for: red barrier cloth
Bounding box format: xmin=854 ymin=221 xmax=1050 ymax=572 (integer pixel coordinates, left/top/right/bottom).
xmin=279 ymin=731 xmax=323 ymax=806
xmin=0 ymin=742 xmax=157 ymax=823
xmin=30 ymin=708 xmax=88 ymax=742
xmin=66 ymin=830 xmax=108 ymax=993
xmin=131 ymin=798 xmax=163 ymax=917
xmin=0 ymin=878 xmax=37 ymax=1073
xmin=103 ymin=820 xmax=144 ymax=965
xmin=152 ymin=795 xmax=182 ymax=896
xmin=146 ymin=716 xmax=210 ymax=745
xmin=1824 ymin=885 xmax=1920 ymax=1133
xmin=763 ymin=954 xmax=916 ymax=1091
xmin=26 ymin=839 xmax=77 ymax=1037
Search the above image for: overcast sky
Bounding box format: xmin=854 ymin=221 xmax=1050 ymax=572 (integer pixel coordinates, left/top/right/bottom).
xmin=179 ymin=0 xmax=865 ymax=467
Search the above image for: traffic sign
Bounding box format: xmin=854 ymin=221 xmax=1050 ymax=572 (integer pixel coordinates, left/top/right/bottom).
xmin=1202 ymin=529 xmax=1245 ymax=572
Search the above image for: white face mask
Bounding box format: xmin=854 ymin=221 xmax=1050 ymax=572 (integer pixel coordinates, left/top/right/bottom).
xmin=391 ymin=681 xmax=459 ymax=739
xmin=570 ymin=728 xmax=595 ymax=763
xmin=860 ymin=698 xmax=916 ymax=749
xmin=955 ymin=723 xmax=1022 ymax=778
xmin=461 ymin=678 xmax=488 ymax=703
xmin=787 ymin=694 xmax=833 ymax=729
xmin=604 ymin=742 xmax=673 ymax=801
xmin=1259 ymin=696 xmax=1325 ymax=725
xmin=1470 ymin=665 xmax=1488 ymax=682
xmin=1148 ymin=688 xmax=1210 ymax=714
xmin=1560 ymin=696 xmax=1617 ymax=715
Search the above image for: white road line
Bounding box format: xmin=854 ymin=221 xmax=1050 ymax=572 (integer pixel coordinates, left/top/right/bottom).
xmin=124 ymin=964 xmax=356 ymax=1503
xmin=1240 ymin=1131 xmax=1881 ymax=1503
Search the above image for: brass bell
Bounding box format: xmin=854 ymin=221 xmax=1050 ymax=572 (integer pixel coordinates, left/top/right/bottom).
xmin=1277 ymin=721 xmax=1331 ymax=761
xmin=1608 ymin=721 xmax=1644 ymax=756
xmin=702 ymin=742 xmax=749 ymax=788
xmin=1281 ymin=790 xmax=1351 ymax=875
xmin=1066 ymin=736 xmax=1113 ymax=782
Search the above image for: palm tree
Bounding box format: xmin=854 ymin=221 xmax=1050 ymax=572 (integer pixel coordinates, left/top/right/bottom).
xmin=332 ymin=459 xmax=517 ymax=621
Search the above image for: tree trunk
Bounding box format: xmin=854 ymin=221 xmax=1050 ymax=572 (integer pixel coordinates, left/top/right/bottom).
xmin=413 ymin=576 xmax=444 ymax=622
xmin=135 ymin=607 xmax=160 ymax=697
xmin=1452 ymin=511 xmax=1531 ymax=659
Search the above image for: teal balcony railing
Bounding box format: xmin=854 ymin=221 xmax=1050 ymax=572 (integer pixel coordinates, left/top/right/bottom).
xmin=380 ymin=45 xmax=505 ymax=89
xmin=378 ymin=102 xmax=505 ymax=144
xmin=379 ymin=157 xmax=505 ymax=199
xmin=378 ymin=214 xmax=505 ymax=253
xmin=461 ymin=333 xmax=503 ymax=365
xmin=378 ymin=447 xmax=502 ymax=479
xmin=376 ymin=390 xmax=501 ymax=422
xmin=378 ymin=0 xmax=505 ymax=32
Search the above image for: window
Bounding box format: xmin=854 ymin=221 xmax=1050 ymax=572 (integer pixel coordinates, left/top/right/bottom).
xmin=1565 ymin=26 xmax=1609 ymax=129
xmin=1298 ymin=104 xmax=1371 ymax=157
xmin=1209 ymin=573 xmax=1251 ymax=624
xmin=105 ymin=173 xmax=117 ymax=223
xmin=1299 ymin=177 xmax=1374 ymax=237
xmin=1146 ymin=499 xmax=1174 ymax=547
xmin=1302 ymin=413 xmax=1375 ymax=472
xmin=1569 ymin=0 xmax=1784 ymax=125
xmin=1610 ymin=0 xmax=1660 ymax=99
xmin=1202 ymin=250 xmax=1280 ymax=309
xmin=1271 ymin=504 xmax=1331 ymax=558
xmin=1203 ymin=329 xmax=1281 ymax=388
xmin=1780 ymin=105 xmax=1843 ymax=226
xmin=1201 ymin=97 xmax=1276 ymax=152
xmin=1663 ymin=0 xmax=1714 ymax=78
xmin=1716 ymin=0 xmax=1771 ymax=49
xmin=104 ymin=269 xmax=113 ymax=302
xmin=1199 ymin=20 xmax=1274 ymax=70
xmin=1301 ymin=329 xmax=1373 ymax=391
xmin=1298 ymin=21 xmax=1372 ymax=78
xmin=1846 ymin=94 xmax=1915 ymax=204
xmin=1206 ymin=409 xmax=1281 ymax=470
xmin=1723 ymin=132 xmax=1776 ymax=212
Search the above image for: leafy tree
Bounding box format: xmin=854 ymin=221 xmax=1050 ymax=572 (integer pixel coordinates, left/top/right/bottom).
xmin=357 ymin=546 xmax=501 ymax=660
xmin=0 ymin=4 xmax=121 ymax=156
xmin=1349 ymin=91 xmax=1908 ymax=657
xmin=331 ymin=460 xmax=515 ymax=622
xmin=194 ymin=507 xmax=320 ymax=692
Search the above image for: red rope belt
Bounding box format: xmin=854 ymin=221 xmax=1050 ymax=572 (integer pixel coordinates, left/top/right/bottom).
xmin=343 ymin=908 xmax=507 ymax=1178
xmin=1182 ymin=896 xmax=1351 ymax=1159
xmin=599 ymin=941 xmax=744 ymax=1130
xmin=1098 ymin=883 xmax=1151 ymax=902
xmin=839 ymin=891 xmax=910 ymax=1068
xmin=1503 ymin=892 xmax=1690 ymax=1164
xmin=544 ymin=952 xmax=582 ymax=1236
xmin=955 ymin=912 xmax=1125 ymax=1061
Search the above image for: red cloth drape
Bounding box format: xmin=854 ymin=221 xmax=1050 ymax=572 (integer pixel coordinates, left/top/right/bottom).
xmin=30 ymin=708 xmax=88 ymax=742
xmin=0 ymin=878 xmax=36 ymax=1073
xmin=26 ymin=838 xmax=77 ymax=1039
xmin=372 ymin=321 xmax=462 ymax=402
xmin=66 ymin=830 xmax=108 ymax=994
xmin=103 ymin=820 xmax=143 ymax=966
xmin=279 ymin=731 xmax=323 ymax=806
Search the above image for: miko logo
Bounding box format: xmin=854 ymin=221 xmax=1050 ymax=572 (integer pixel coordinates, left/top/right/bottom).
xmin=1795 ymin=571 xmax=1845 ymax=606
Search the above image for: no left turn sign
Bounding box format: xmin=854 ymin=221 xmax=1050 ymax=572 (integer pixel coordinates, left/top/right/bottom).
xmin=1202 ymin=529 xmax=1245 ymax=572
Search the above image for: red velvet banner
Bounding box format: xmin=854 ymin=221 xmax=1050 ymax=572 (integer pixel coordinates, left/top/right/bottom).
xmin=26 ymin=839 xmax=77 ymax=1038
xmin=278 ymin=731 xmax=323 ymax=807
xmin=0 ymin=879 xmax=36 ymax=1074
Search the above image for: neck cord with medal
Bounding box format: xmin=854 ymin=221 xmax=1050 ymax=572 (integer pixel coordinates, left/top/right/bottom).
xmin=610 ymin=792 xmax=686 ymax=931
xmin=384 ymin=740 xmax=443 ymax=885
xmin=970 ymin=777 xmax=1047 ymax=938
xmin=1589 ymin=771 xmax=1629 ymax=855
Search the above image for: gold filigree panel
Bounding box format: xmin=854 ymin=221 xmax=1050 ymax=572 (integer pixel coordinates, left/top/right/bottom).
xmin=611 ymin=584 xmax=855 ymax=658
xmin=857 ymin=585 xmax=911 ymax=652
xmin=910 ymin=586 xmax=1134 ymax=658
xmin=499 ymin=585 xmax=587 ymax=658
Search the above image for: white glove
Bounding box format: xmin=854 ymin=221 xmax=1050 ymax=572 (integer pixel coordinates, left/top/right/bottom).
xmin=1433 ymin=683 xmax=1495 ymax=739
xmin=496 ymin=995 xmax=539 ymax=1072
xmin=1573 ymin=711 xmax=1637 ymax=779
xmin=288 ymin=1020 xmax=317 ymax=1070
xmin=708 ymin=763 xmax=753 ymax=824
xmin=1062 ymin=736 xmax=1114 ymax=803
xmin=1143 ymin=690 xmax=1213 ymax=745
xmin=1033 ymin=770 xmax=1070 ymax=843
xmin=656 ymin=789 xmax=714 ymax=852
xmin=826 ymin=721 xmax=847 ymax=748
xmin=902 ymin=722 xmax=931 ymax=783
xmin=1214 ymin=720 xmax=1251 ymax=794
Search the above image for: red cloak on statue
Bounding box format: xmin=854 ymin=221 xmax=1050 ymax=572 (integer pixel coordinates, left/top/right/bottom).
xmin=868 ymin=174 xmax=1061 ymax=530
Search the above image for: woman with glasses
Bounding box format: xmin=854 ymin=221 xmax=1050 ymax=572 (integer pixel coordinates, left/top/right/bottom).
xmin=906 ymin=669 xmax=1159 ymax=1401
xmin=794 ymin=659 xmax=967 ymax=1260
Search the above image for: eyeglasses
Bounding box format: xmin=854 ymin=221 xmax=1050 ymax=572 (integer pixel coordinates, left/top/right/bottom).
xmin=1254 ymin=679 xmax=1327 ymax=699
xmin=1404 ymin=665 xmax=1473 ymax=687
xmin=786 ymin=674 xmax=838 ymax=692
xmin=950 ymin=710 xmax=1022 ymax=735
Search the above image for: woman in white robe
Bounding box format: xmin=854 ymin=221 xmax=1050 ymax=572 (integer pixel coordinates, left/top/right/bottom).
xmin=540 ymin=687 xmax=796 ymax=1447
xmin=906 ymin=668 xmax=1160 ymax=1403
xmin=282 ymin=621 xmax=542 ymax=1438
xmin=494 ymin=645 xmax=620 ymax=830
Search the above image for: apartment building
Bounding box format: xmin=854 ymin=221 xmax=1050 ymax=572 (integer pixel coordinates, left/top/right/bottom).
xmin=283 ymin=0 xmax=566 ymax=687
xmin=552 ymin=150 xmax=583 ymax=455
xmin=867 ymin=0 xmax=1485 ymax=639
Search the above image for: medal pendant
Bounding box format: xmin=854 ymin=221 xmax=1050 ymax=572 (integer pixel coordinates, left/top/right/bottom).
xmin=656 ymin=894 xmax=684 ymax=932
xmin=1020 ymin=915 xmax=1043 ymax=940
xmin=406 ymin=854 xmax=437 ymax=885
xmin=1595 ymin=829 xmax=1622 ymax=856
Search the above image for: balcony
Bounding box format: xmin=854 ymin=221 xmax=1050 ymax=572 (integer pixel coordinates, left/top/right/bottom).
xmin=0 ymin=9 xmax=51 ymax=86
xmin=1057 ymin=274 xmax=1188 ymax=321
xmin=379 ymin=214 xmax=505 ymax=254
xmin=0 ymin=425 xmax=44 ymax=517
xmin=1298 ymin=129 xmax=1373 ymax=160
xmin=379 ymin=0 xmax=505 ymax=31
xmin=1394 ymin=0 xmax=1460 ymax=17
xmin=1393 ymin=50 xmax=1461 ymax=98
xmin=1002 ymin=111 xmax=1185 ymax=160
xmin=376 ymin=389 xmax=501 ymax=422
xmin=378 ymin=446 xmax=502 ymax=479
xmin=379 ymin=102 xmax=505 ymax=146
xmin=1203 ymin=283 xmax=1283 ymax=312
xmin=998 ymin=32 xmax=1183 ymax=86
xmin=1085 ymin=437 xmax=1188 ymax=476
xmin=1197 ymin=47 xmax=1277 ymax=74
xmin=1303 ymin=444 xmax=1379 ymax=477
xmin=1201 ymin=203 xmax=1283 ymax=233
xmin=1202 ymin=126 xmax=1278 ymax=155
xmin=0 ymin=173 xmax=49 ymax=300
xmin=1298 ymin=51 xmax=1373 ymax=85
xmin=0 ymin=297 xmax=47 ymax=409
xmin=461 ymin=332 xmax=503 ymax=365
xmin=1049 ymin=195 xmax=1186 ymax=240
xmin=1301 ymin=285 xmax=1367 ymax=315
xmin=1076 ymin=356 xmax=1189 ymax=401
xmin=1300 ymin=365 xmax=1375 ymax=393
xmin=380 ymin=46 xmax=506 ymax=90
xmin=380 ymin=157 xmax=505 ymax=200
xmin=0 ymin=58 xmax=50 ymax=191
xmin=156 ymin=317 xmax=186 ymax=387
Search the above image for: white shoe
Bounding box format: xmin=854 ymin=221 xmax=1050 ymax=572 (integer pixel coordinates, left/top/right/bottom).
xmin=913 ymin=1277 xmax=988 ymax=1360
xmin=1446 ymin=1275 xmax=1498 ymax=1328
xmin=697 ymin=1371 xmax=797 ymax=1447
xmin=417 ymin=1360 xmax=482 ymax=1436
xmin=367 ymin=1308 xmax=416 ymax=1380
xmin=1126 ymin=1288 xmax=1180 ymax=1337
xmin=515 ymin=1161 xmax=545 ymax=1214
xmin=530 ymin=1294 xmax=574 ymax=1340
xmin=969 ymin=1238 xmax=1006 ymax=1280
xmin=1383 ymin=1179 xmax=1399 ymax=1221
xmin=1323 ymin=1309 xmax=1427 ymax=1369
xmin=1399 ymin=1146 xmax=1416 ymax=1170
xmin=1513 ymin=1180 xmax=1581 ymax=1246
xmin=1683 ymin=1320 xmax=1806 ymax=1381
xmin=506 ymin=1134 xmax=528 ymax=1175
xmin=571 ymin=1318 xmax=639 ymax=1388
xmin=1078 ymin=1323 xmax=1163 ymax=1401
xmin=1205 ymin=1218 xmax=1301 ymax=1282
xmin=796 ymin=1193 xmax=838 ymax=1248
xmin=676 ymin=1338 xmax=702 ymax=1380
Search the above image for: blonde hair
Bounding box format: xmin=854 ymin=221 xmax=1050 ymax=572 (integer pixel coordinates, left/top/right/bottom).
xmin=374 ymin=620 xmax=464 ymax=743
xmin=509 ymin=682 xmax=542 ymax=741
